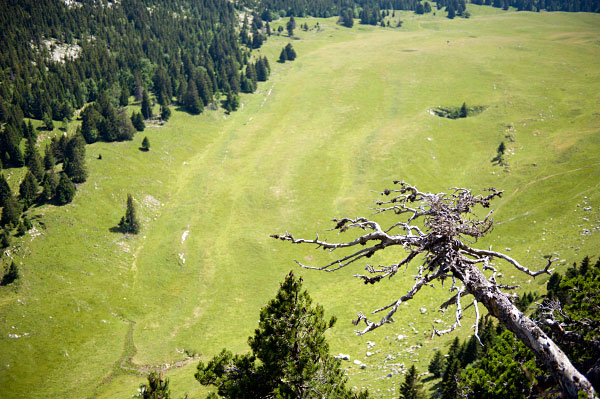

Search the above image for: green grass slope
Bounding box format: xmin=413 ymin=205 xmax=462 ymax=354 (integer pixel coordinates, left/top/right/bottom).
xmin=1 ymin=8 xmax=599 ymax=399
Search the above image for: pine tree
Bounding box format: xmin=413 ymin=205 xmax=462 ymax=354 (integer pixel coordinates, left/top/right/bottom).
xmin=461 ymin=335 xmax=481 ymax=367
xmin=160 ymin=105 xmax=171 ymax=121
xmin=399 ymin=365 xmax=426 ymax=399
xmin=1 ymin=261 xmax=19 ymax=286
xmin=141 ymin=137 xmax=150 ymax=151
xmin=119 ymin=84 xmax=129 ymax=107
xmin=26 ymin=120 xmax=36 ymax=141
xmin=184 ymin=79 xmax=203 ymax=115
xmin=498 ymin=141 xmax=506 ymax=154
xmin=81 ymin=105 xmax=101 ymax=143
xmin=196 ymin=272 xmax=368 ymax=399
xmin=137 ymin=372 xmax=171 ymax=399
xmin=447 ymin=5 xmax=456 ymax=18
xmin=42 ymin=112 xmax=54 ymax=130
xmin=0 ymin=174 xmax=12 ymax=208
xmin=117 ymin=111 xmax=136 ymax=141
xmin=55 ymin=173 xmax=75 ymax=205
xmin=19 ymin=170 xmax=38 ymax=208
xmin=131 ymin=112 xmax=145 ymax=131
xmin=279 ymin=47 xmax=288 ymax=63
xmin=141 ymin=89 xmax=152 ymax=120
xmin=222 ymin=92 xmax=239 ymax=113
xmin=460 ymin=331 xmax=542 ymax=399
xmin=440 ymin=357 xmax=460 ymax=399
xmin=41 ymin=172 xmax=59 ymax=202
xmin=428 ymin=350 xmax=444 ymax=378
xmin=256 ymin=58 xmax=268 ymax=82
xmin=119 ymin=194 xmax=140 ymax=234
xmin=285 ymin=43 xmax=297 ymax=61
xmin=261 ymin=56 xmax=271 ymax=75
xmin=3 ymin=124 xmax=25 ymax=167
xmin=286 ymin=16 xmax=296 ymax=37
xmin=98 ymin=99 xmax=119 ymax=142
xmin=1 ymin=195 xmax=22 ymax=228
xmin=16 ymin=220 xmax=26 ymax=236
xmin=26 ymin=146 xmax=44 ymax=182
xmin=460 ymin=102 xmax=468 ymax=118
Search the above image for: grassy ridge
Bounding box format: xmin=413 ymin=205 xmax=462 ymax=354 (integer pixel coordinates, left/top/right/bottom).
xmin=1 ymin=8 xmax=599 ymax=398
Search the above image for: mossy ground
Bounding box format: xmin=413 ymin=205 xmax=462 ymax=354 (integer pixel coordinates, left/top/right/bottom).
xmin=1 ymin=7 xmax=599 ymax=399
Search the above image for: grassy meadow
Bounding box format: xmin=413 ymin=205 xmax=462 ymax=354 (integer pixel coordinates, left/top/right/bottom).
xmin=1 ymin=7 xmax=599 ymax=398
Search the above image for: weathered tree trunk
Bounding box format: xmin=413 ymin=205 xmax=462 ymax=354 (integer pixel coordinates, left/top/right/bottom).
xmin=454 ymin=261 xmax=596 ymax=399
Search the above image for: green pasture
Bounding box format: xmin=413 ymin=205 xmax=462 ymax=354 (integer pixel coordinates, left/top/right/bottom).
xmin=1 ymin=7 xmax=599 ymax=398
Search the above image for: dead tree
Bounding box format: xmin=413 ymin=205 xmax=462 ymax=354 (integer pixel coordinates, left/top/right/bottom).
xmin=271 ymin=181 xmax=597 ymax=399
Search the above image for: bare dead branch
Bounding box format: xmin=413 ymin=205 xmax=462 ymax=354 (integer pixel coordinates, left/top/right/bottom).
xmin=460 ymin=244 xmax=554 ymax=277
xmin=271 ymin=181 xmax=596 ymax=398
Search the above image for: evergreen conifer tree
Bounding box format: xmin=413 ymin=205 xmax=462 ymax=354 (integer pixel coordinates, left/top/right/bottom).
xmin=460 ymin=102 xmax=468 ymax=118
xmin=17 ymin=220 xmax=26 ymax=236
xmin=1 ymin=195 xmax=21 ymax=228
xmin=196 ymin=272 xmax=368 ymax=399
xmin=26 ymin=120 xmax=36 ymax=141
xmin=460 ymin=331 xmax=541 ymax=399
xmin=3 ymin=124 xmax=25 ymax=167
xmin=141 ymin=137 xmax=150 ymax=151
xmin=81 ymin=105 xmax=101 ymax=143
xmin=447 ymin=5 xmax=456 ymax=18
xmin=184 ymin=79 xmax=203 ymax=115
xmin=131 ymin=112 xmax=145 ymax=131
xmin=19 ymin=170 xmax=38 ymax=208
xmin=98 ymin=100 xmax=120 ymax=142
xmin=64 ymin=134 xmax=87 ymax=183
xmin=119 ymin=85 xmax=129 ymax=107
xmin=0 ymin=174 xmax=12 ymax=208
xmin=136 ymin=372 xmax=171 ymax=399
xmin=246 ymin=63 xmax=258 ymax=85
xmin=26 ymin=146 xmax=44 ymax=182
xmin=461 ymin=335 xmax=481 ymax=367
xmin=117 ymin=111 xmax=136 ymax=141
xmin=43 ymin=112 xmax=54 ymax=130
xmin=160 ymin=105 xmax=171 ymax=121
xmin=1 ymin=262 xmax=19 ymax=286
xmin=256 ymin=59 xmax=268 ymax=82
xmin=141 ymin=89 xmax=152 ymax=120
xmin=41 ymin=172 xmax=59 ymax=202
xmin=55 ymin=173 xmax=75 ymax=205
xmin=440 ymin=357 xmax=460 ymax=399
xmin=286 ymin=16 xmax=296 ymax=37
xmin=285 ymin=43 xmax=297 ymax=61
xmin=428 ymin=350 xmax=444 ymax=378
xmin=119 ymin=194 xmax=140 ymax=234
xmin=399 ymin=365 xmax=426 ymax=399
xmin=0 ymin=227 xmax=10 ymax=248
xmin=279 ymin=48 xmax=288 ymax=63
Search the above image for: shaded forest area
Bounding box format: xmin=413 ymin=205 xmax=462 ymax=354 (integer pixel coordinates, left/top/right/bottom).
xmin=0 ymin=0 xmax=254 ymax=166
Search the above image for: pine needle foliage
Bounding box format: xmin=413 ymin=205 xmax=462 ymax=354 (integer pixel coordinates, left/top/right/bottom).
xmin=196 ymin=272 xmax=368 ymax=399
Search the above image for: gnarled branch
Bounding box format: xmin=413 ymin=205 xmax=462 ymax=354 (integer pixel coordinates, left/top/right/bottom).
xmin=271 ymin=181 xmax=596 ymax=398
